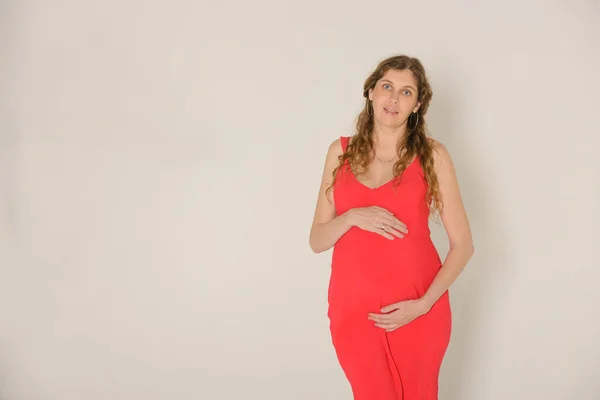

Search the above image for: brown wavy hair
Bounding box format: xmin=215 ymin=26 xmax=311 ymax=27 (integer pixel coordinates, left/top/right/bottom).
xmin=326 ymin=55 xmax=443 ymax=220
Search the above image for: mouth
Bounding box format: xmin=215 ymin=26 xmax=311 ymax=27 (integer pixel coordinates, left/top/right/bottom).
xmin=383 ymin=107 xmax=398 ymax=115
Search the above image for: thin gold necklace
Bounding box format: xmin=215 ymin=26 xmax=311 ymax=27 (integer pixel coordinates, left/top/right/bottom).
xmin=375 ymin=153 xmax=398 ymax=163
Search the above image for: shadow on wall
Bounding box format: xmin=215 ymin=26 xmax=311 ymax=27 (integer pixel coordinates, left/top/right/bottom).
xmin=427 ymin=68 xmax=511 ymax=399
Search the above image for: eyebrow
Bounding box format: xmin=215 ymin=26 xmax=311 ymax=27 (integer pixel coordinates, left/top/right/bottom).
xmin=380 ymin=79 xmax=416 ymax=91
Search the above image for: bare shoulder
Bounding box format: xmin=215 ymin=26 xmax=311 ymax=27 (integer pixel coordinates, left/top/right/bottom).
xmin=428 ymin=137 xmax=453 ymax=171
xmin=324 ymin=137 xmax=344 ymax=167
xmin=313 ymin=137 xmax=345 ymax=214
xmin=319 ymin=137 xmax=345 ymax=185
xmin=328 ymin=137 xmax=344 ymax=157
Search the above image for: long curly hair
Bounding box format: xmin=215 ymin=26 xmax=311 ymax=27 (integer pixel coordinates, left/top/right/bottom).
xmin=327 ymin=55 xmax=443 ymax=219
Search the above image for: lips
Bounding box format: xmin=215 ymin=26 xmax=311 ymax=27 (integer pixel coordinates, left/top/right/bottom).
xmin=384 ymin=107 xmax=398 ymax=115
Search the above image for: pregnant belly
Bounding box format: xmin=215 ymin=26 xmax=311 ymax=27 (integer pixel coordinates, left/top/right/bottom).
xmin=328 ymin=228 xmax=441 ymax=309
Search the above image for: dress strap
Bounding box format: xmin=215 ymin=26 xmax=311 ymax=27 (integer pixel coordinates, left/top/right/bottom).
xmin=340 ymin=136 xmax=350 ymax=152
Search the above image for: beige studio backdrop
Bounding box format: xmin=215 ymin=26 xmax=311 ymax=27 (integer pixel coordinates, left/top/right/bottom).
xmin=1 ymin=0 xmax=599 ymax=399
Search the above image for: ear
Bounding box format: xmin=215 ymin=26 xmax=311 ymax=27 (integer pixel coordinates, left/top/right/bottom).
xmin=413 ymin=101 xmax=421 ymax=113
xmin=368 ymin=88 xmax=373 ymax=101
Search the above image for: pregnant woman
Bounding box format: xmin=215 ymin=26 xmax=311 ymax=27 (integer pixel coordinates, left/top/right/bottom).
xmin=309 ymin=55 xmax=475 ymax=400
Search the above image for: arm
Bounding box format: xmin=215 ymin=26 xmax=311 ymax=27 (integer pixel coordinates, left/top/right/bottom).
xmin=309 ymin=138 xmax=354 ymax=253
xmin=419 ymin=140 xmax=475 ymax=311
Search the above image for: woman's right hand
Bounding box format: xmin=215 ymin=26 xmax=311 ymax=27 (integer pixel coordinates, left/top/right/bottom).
xmin=347 ymin=206 xmax=408 ymax=240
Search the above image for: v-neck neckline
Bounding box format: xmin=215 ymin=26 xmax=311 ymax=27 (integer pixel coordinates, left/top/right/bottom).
xmin=349 ymin=155 xmax=419 ymax=191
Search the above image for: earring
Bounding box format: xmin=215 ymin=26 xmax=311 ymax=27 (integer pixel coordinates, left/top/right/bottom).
xmin=408 ymin=112 xmax=419 ymax=129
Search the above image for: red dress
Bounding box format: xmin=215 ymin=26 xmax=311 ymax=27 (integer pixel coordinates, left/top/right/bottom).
xmin=328 ymin=136 xmax=452 ymax=400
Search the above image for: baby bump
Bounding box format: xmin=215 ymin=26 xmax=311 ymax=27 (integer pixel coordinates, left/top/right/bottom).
xmin=329 ymin=233 xmax=441 ymax=309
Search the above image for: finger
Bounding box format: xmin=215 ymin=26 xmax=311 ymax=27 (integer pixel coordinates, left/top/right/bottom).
xmin=375 ymin=229 xmax=395 ymax=240
xmin=375 ymin=214 xmax=407 ymax=231
xmin=389 ymin=319 xmax=412 ymax=330
xmin=368 ymin=314 xmax=391 ymax=323
xmin=369 ymin=310 xmax=394 ymax=316
xmin=380 ymin=304 xmax=399 ymax=313
xmin=373 ymin=224 xmax=395 ymax=239
xmin=382 ymin=215 xmax=408 ymax=232
xmin=379 ymin=223 xmax=404 ymax=239
xmin=385 ymin=226 xmax=404 ymax=239
xmin=390 ymin=221 xmax=408 ymax=234
xmin=374 ymin=323 xmax=398 ymax=330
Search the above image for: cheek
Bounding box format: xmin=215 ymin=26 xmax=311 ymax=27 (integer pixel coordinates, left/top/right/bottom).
xmin=374 ymin=93 xmax=389 ymax=103
xmin=402 ymin=97 xmax=417 ymax=108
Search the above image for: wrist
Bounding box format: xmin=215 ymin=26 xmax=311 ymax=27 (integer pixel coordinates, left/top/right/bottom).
xmin=418 ymin=296 xmax=434 ymax=314
xmin=342 ymin=209 xmax=356 ymax=228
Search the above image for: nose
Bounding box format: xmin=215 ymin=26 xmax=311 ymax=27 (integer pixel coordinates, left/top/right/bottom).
xmin=390 ymin=91 xmax=400 ymax=103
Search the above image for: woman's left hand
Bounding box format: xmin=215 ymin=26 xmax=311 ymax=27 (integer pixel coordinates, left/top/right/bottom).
xmin=368 ymin=299 xmax=431 ymax=332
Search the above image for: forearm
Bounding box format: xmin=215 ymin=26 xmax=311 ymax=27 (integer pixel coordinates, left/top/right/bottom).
xmin=309 ymin=211 xmax=354 ymax=253
xmin=420 ymin=243 xmax=475 ymax=311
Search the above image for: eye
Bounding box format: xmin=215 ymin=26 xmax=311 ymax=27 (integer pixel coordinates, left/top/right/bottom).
xmin=383 ymin=83 xmax=391 ymax=90
xmin=403 ymin=89 xmax=412 ymax=96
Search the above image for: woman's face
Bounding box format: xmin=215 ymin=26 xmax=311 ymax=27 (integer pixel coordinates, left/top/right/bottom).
xmin=368 ymin=68 xmax=421 ymax=128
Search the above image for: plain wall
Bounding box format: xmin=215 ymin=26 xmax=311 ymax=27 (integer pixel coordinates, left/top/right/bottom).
xmin=1 ymin=0 xmax=599 ymax=399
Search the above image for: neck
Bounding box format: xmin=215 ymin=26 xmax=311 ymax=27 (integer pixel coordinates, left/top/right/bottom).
xmin=372 ymin=122 xmax=409 ymax=149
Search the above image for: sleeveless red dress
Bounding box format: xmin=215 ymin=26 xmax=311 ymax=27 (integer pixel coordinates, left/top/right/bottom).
xmin=328 ymin=136 xmax=452 ymax=400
